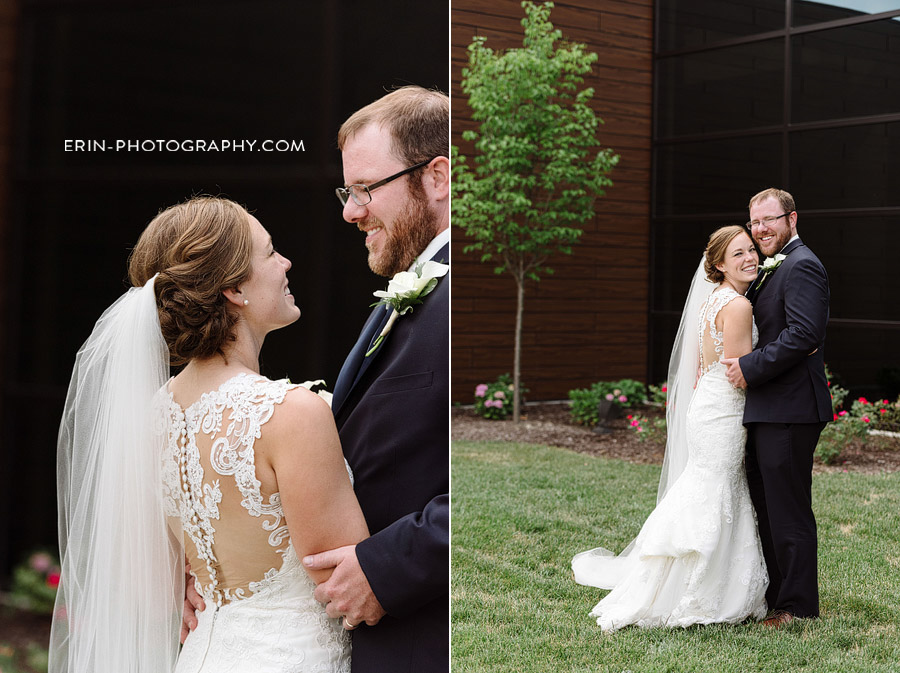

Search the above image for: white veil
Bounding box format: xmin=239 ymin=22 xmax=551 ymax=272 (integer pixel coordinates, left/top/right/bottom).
xmin=49 ymin=276 xmax=184 ymax=673
xmin=572 ymin=259 xmax=715 ymax=590
xmin=656 ymin=259 xmax=716 ymax=502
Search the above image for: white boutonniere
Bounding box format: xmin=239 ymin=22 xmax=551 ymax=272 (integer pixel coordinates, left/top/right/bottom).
xmin=755 ymin=253 xmax=786 ymax=290
xmin=365 ymin=259 xmax=449 ymax=357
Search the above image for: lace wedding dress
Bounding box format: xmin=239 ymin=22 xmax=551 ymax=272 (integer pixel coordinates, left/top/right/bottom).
xmin=161 ymin=372 xmax=351 ymax=672
xmin=572 ymin=287 xmax=768 ymax=631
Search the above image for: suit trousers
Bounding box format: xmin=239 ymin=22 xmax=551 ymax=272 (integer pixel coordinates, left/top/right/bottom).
xmin=745 ymin=421 xmax=825 ymax=618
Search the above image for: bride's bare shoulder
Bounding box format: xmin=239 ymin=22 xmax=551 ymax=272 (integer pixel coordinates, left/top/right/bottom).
xmin=263 ymin=384 xmax=336 ymax=448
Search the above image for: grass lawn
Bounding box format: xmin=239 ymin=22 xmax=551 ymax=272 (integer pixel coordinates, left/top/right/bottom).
xmin=452 ymin=441 xmax=900 ymax=673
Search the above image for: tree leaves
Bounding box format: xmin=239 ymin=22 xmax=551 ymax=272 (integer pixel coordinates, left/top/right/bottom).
xmin=452 ymin=0 xmax=619 ymax=283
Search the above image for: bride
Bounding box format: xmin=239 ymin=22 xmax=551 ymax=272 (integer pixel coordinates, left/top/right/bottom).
xmin=49 ymin=196 xmax=369 ymax=672
xmin=572 ymin=225 xmax=769 ymax=631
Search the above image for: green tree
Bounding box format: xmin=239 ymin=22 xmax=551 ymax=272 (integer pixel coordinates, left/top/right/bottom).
xmin=453 ymin=1 xmax=619 ymax=422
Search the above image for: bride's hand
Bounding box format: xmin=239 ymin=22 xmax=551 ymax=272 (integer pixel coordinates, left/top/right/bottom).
xmin=180 ymin=561 xmax=206 ymax=643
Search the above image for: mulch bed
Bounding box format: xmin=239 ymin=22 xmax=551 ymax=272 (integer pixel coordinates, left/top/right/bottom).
xmin=0 ymin=607 xmax=51 ymax=671
xmin=452 ymin=402 xmax=900 ymax=474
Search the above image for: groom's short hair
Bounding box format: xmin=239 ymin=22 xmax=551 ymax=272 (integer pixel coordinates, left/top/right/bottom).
xmin=748 ymin=187 xmax=796 ymax=215
xmin=338 ymin=86 xmax=449 ymax=169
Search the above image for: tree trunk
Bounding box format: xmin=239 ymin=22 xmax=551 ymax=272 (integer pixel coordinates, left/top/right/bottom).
xmin=513 ymin=272 xmax=525 ymax=423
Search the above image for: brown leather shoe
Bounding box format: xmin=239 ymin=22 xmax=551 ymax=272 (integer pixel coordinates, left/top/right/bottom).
xmin=763 ymin=611 xmax=795 ymax=628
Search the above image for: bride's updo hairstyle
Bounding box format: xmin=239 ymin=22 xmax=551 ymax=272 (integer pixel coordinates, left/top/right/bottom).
xmin=128 ymin=196 xmax=253 ymax=366
xmin=704 ymin=225 xmax=751 ymax=284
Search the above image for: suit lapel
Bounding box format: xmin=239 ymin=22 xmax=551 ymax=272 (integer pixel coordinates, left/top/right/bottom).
xmin=332 ymin=305 xmax=392 ymax=415
xmin=332 ymin=242 xmax=450 ymax=417
xmin=749 ymin=238 xmax=805 ymax=302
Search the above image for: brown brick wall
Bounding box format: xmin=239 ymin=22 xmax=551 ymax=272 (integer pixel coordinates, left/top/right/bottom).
xmin=451 ymin=0 xmax=653 ymax=402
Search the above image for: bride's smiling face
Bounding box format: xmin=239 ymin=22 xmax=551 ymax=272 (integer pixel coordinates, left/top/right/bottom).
xmin=716 ymin=232 xmax=759 ymax=288
xmin=237 ymin=215 xmax=301 ymax=332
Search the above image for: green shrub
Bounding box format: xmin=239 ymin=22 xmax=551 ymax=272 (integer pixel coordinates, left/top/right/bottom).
xmin=625 ymin=413 xmax=667 ymax=444
xmin=852 ymin=396 xmax=900 ymax=433
xmin=568 ymin=379 xmax=647 ymax=426
xmin=815 ymin=413 xmax=868 ymax=464
xmin=9 ymin=551 xmax=59 ymax=615
xmin=825 ymin=364 xmax=849 ymax=413
xmin=647 ymin=382 xmax=668 ymax=406
xmin=474 ymin=373 xmax=520 ymax=421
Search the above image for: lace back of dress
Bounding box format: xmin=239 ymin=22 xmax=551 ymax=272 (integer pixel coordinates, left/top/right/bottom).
xmin=163 ymin=374 xmax=297 ymax=607
xmin=698 ymin=288 xmax=741 ymax=374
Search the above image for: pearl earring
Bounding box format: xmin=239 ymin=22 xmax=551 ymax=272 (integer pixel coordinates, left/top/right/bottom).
xmin=243 ymin=299 xmax=249 ymax=306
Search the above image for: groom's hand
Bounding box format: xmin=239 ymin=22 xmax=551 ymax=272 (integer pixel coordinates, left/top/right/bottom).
xmin=722 ymin=357 xmax=747 ymax=389
xmin=304 ymin=545 xmax=386 ymax=628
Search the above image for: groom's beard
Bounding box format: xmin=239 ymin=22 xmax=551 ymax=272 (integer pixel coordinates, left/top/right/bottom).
xmin=366 ymin=181 xmax=438 ymax=277
xmin=753 ymin=226 xmax=791 ymax=258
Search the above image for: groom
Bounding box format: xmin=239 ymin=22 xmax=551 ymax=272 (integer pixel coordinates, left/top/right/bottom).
xmin=303 ymin=86 xmax=449 ymax=672
xmin=723 ymin=188 xmax=831 ymax=627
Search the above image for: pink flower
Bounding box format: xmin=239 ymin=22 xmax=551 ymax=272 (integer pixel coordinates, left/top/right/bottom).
xmin=661 ymin=386 xmax=667 ymax=393
xmin=618 ymin=395 xmax=627 ymax=403
xmin=494 ymin=391 xmax=506 ymax=400
xmin=862 ymin=416 xmax=871 ymax=423
xmin=839 ymin=410 xmax=848 ymax=417
xmin=495 ymin=400 xmax=504 ymax=407
xmin=30 ymin=552 xmax=53 ymax=573
xmin=833 ymin=414 xmax=839 ymax=421
xmin=883 ymin=399 xmax=890 ymax=405
xmin=636 ymin=427 xmax=644 ymax=433
xmin=859 ymin=397 xmax=869 ymax=405
xmin=47 ymin=572 xmax=61 ymax=589
xmin=475 ymin=384 xmax=488 ymax=398
xmin=605 ymin=393 xmax=614 ymax=401
xmin=630 ymin=420 xmax=639 ymax=427
xmin=880 ymin=409 xmax=887 ymax=414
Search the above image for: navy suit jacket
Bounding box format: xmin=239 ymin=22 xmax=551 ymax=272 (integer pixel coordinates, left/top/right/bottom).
xmin=740 ymin=238 xmax=832 ymax=424
xmin=331 ymin=243 xmax=449 ymax=673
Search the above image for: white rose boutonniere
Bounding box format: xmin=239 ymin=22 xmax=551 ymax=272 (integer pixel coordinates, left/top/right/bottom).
xmin=365 ymin=259 xmax=449 ymax=357
xmin=755 ymin=253 xmax=786 ymax=290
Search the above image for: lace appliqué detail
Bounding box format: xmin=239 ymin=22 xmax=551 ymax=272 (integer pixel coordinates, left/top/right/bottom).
xmin=698 ymin=287 xmax=758 ymax=374
xmin=161 ymin=373 xmax=306 ymax=605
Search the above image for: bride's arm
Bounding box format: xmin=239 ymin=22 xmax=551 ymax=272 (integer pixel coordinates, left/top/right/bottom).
xmin=720 ymin=296 xmax=754 ymax=360
xmin=262 ymin=387 xmax=369 ymax=585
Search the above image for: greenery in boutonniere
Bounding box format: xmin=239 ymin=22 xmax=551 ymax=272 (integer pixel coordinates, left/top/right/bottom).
xmin=755 ymin=253 xmax=786 ymax=290
xmin=366 ymin=260 xmax=449 ymax=357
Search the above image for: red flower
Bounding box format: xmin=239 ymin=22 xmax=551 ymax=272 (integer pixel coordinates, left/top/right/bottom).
xmin=827 ymin=381 xmax=831 ymax=387
xmin=880 ymin=409 xmax=887 ymax=414
xmin=47 ymin=572 xmax=61 ymax=589
xmin=833 ymin=413 xmax=839 ymax=421
xmin=626 ymin=415 xmax=632 ymax=420
xmin=859 ymin=397 xmax=869 ymax=404
xmin=661 ymin=386 xmax=667 ymax=393
xmin=862 ymin=416 xmax=871 ymax=423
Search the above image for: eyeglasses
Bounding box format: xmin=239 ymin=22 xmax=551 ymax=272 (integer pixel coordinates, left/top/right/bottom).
xmin=747 ymin=213 xmax=791 ymax=230
xmin=336 ymin=157 xmax=436 ymax=207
